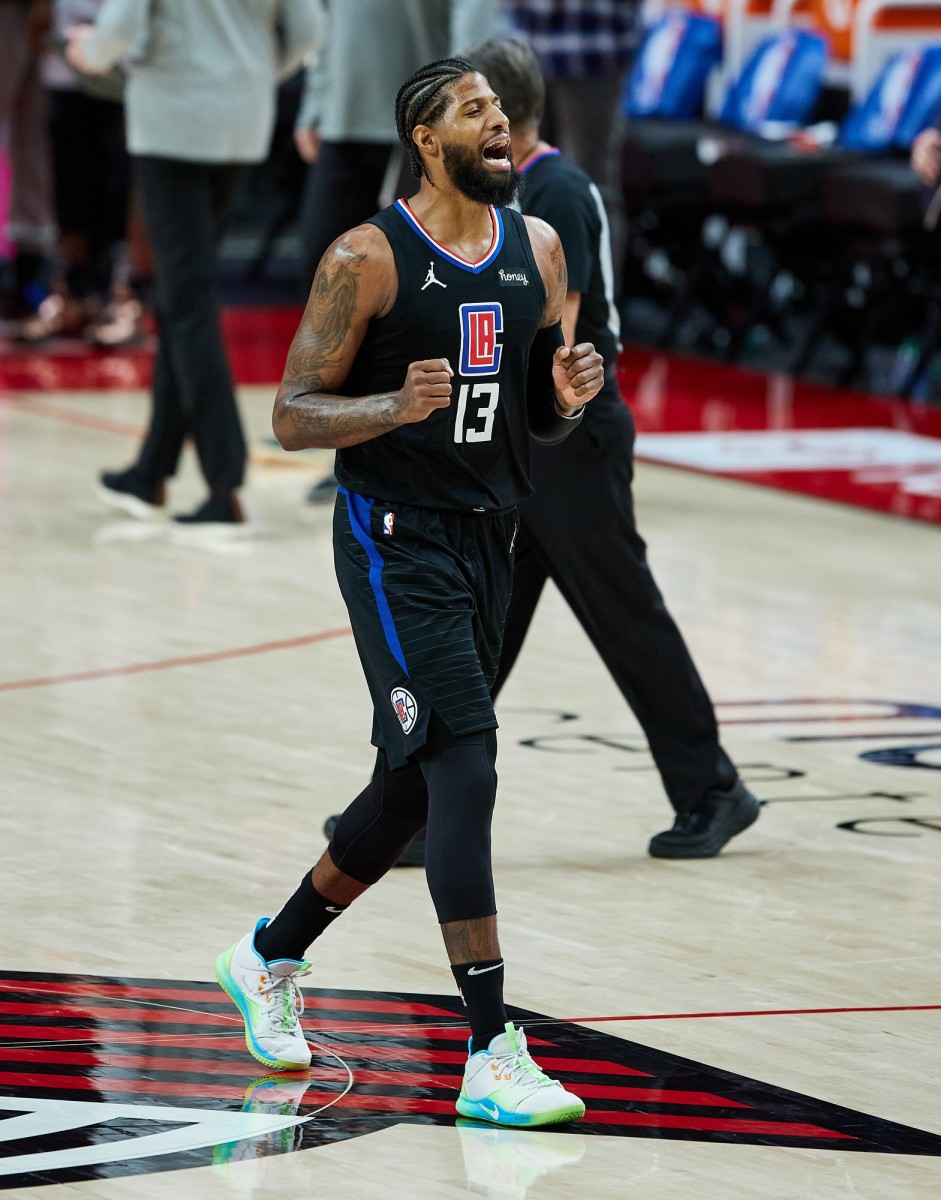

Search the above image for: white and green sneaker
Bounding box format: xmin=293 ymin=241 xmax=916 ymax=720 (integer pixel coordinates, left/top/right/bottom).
xmin=456 ymin=1024 xmax=586 ymax=1128
xmin=215 ymin=918 xmax=313 ymax=1070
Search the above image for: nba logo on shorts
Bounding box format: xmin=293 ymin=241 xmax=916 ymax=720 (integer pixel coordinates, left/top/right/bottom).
xmin=383 ymin=511 xmax=395 ymax=536
xmin=459 ymin=302 xmax=504 ymax=376
xmin=391 ymin=687 xmax=417 ymax=733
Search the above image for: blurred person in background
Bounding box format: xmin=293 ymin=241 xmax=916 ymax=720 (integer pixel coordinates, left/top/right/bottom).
xmin=0 ymin=0 xmax=57 ymax=326
xmin=911 ymin=123 xmax=941 ymax=188
xmin=13 ymin=0 xmax=141 ymax=344
xmin=504 ymin=0 xmax=639 ymax=285
xmin=66 ymin=0 xmax=321 ymax=532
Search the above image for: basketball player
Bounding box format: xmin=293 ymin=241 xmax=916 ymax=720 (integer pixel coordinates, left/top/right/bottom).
xmin=324 ymin=38 xmax=761 ymax=866
xmin=216 ymin=58 xmax=604 ymax=1129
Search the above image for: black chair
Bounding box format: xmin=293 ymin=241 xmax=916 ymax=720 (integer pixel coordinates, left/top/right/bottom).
xmin=816 ymin=157 xmax=941 ymax=395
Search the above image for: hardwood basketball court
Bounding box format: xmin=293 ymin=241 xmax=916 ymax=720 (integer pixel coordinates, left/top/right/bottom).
xmin=1 ymin=330 xmax=939 ymax=1196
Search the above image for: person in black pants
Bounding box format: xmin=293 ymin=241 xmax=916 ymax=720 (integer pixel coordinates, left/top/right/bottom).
xmin=68 ymin=0 xmax=320 ymax=531
xmin=325 ymin=38 xmax=760 ymax=861
xmin=126 ymin=157 xmax=247 ymax=514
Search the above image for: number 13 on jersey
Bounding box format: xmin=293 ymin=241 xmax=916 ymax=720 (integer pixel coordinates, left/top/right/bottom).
xmin=455 ymin=302 xmax=503 ymax=444
xmin=454 ymin=382 xmax=500 ymax=443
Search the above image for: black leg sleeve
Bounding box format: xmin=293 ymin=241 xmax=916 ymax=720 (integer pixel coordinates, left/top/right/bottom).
xmin=327 ymin=750 xmax=429 ymax=884
xmin=421 ymin=729 xmax=498 ymax=924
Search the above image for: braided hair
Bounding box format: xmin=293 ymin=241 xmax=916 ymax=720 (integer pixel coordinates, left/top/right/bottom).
xmin=395 ymin=57 xmax=477 ymax=182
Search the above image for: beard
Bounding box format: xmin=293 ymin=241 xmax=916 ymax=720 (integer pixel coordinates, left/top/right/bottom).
xmin=441 ymin=140 xmax=522 ymax=207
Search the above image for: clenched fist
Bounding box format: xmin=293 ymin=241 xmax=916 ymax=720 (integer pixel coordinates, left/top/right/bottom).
xmin=397 ymin=358 xmax=453 ymax=424
xmin=552 ymin=343 xmax=604 ymax=415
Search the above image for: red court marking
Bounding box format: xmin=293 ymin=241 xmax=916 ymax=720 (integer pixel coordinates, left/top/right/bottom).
xmin=622 ymin=349 xmax=941 ymax=525
xmin=0 ymin=1047 xmax=344 ymax=1079
xmin=0 ymin=395 xmax=143 ymax=436
xmin=0 ymin=1024 xmax=243 ymax=1047
xmin=564 ymin=1004 xmax=941 ymax=1024
xmin=0 ymin=628 xmax=352 ymax=693
xmin=585 ymin=1111 xmax=853 ymax=1139
xmin=0 ymin=979 xmax=457 ymax=1020
xmin=0 ymin=307 xmax=299 ymax=391
xmin=0 ymin=1068 xmax=856 ymax=1135
xmin=0 ymin=1071 xmax=332 ymax=1104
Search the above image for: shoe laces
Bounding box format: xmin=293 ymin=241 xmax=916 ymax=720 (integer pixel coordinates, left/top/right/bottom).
xmin=254 ymin=966 xmax=310 ymax=1035
xmin=488 ymin=1030 xmax=555 ymax=1093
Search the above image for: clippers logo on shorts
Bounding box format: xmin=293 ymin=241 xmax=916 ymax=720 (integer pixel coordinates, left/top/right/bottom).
xmin=382 ymin=511 xmax=395 ymax=536
xmin=459 ymin=302 xmax=503 ymax=376
xmin=391 ymin=686 xmax=417 ymax=733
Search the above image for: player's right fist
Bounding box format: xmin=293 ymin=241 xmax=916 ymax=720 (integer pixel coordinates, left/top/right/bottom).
xmin=398 ymin=359 xmax=453 ymax=423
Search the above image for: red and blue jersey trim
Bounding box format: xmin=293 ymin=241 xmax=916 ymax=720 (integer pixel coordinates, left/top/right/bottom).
xmin=394 ymin=199 xmax=504 ymax=273
xmin=518 ymin=146 xmax=561 ymax=175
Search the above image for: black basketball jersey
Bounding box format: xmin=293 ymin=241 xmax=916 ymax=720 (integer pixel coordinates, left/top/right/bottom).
xmin=335 ymin=200 xmax=546 ymax=512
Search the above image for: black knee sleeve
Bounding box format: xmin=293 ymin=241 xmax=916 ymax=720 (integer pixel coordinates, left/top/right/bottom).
xmin=328 ymin=751 xmax=428 ymax=884
xmin=421 ymin=729 xmax=498 ymax=924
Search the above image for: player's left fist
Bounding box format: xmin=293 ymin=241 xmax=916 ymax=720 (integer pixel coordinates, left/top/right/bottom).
xmin=552 ymin=343 xmax=604 ymax=415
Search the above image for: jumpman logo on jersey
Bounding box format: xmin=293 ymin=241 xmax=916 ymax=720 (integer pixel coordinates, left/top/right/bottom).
xmin=421 ymin=261 xmax=447 ymax=290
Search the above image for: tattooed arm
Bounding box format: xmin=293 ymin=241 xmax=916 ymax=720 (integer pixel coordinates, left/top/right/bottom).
xmin=273 ymin=226 xmax=453 ymax=450
xmin=523 ymin=216 xmax=604 ymax=430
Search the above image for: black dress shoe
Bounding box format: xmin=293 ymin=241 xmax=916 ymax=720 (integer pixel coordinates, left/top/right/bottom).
xmin=648 ymin=779 xmax=760 ymax=859
xmin=322 ymin=813 xmax=426 ymax=868
xmin=97 ymin=467 xmax=165 ymax=520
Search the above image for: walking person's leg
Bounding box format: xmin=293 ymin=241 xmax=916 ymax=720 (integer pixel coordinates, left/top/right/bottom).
xmin=134 ymin=156 xmax=248 ymax=527
xmin=519 ymin=407 xmax=758 ymax=856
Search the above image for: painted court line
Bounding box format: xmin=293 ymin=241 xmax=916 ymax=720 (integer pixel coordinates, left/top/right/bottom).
xmin=1 ymin=396 xmax=143 ymax=436
xmin=562 ymin=1004 xmax=941 ymax=1024
xmin=0 ymin=628 xmax=352 ymax=693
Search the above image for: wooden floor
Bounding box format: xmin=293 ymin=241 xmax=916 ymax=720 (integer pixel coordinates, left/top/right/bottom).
xmin=2 ymin=379 xmax=941 ymax=1197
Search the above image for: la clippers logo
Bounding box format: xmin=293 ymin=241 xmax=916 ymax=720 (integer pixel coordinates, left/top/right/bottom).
xmin=391 ymin=686 xmax=417 ymax=733
xmin=459 ymin=302 xmax=503 ymax=376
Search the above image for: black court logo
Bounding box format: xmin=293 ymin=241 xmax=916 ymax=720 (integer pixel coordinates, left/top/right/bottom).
xmin=391 ymin=686 xmax=417 ymax=733
xmin=0 ymin=971 xmax=940 ymax=1190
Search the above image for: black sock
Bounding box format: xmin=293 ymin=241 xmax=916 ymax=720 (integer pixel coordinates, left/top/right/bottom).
xmin=253 ymin=872 xmax=348 ymax=963
xmin=451 ymin=959 xmax=507 ymax=1052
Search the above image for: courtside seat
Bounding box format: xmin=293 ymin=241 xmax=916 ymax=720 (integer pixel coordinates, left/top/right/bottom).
xmin=822 ymin=158 xmax=926 ymax=235
xmin=621 ymin=119 xmax=730 ymax=207
xmin=810 ymin=158 xmax=941 ymax=394
xmin=708 ymin=142 xmax=856 ymax=211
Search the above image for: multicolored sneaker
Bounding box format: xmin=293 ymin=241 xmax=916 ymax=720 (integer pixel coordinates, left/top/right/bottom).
xmin=456 ymin=1024 xmax=586 ymax=1128
xmin=215 ymin=918 xmax=313 ymax=1070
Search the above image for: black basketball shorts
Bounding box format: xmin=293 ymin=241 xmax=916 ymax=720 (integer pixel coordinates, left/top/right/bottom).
xmin=334 ymin=488 xmax=518 ymax=769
